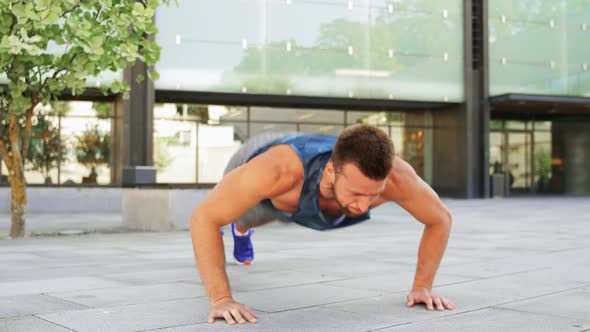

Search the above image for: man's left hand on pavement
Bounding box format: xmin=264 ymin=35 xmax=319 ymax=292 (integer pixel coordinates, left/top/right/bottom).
xmin=406 ymin=288 xmax=455 ymax=311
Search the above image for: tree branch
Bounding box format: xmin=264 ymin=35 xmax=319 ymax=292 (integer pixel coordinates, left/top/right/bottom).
xmin=42 ymin=53 xmax=78 ymax=92
xmin=60 ymin=1 xmax=81 ymax=18
xmin=0 ymin=94 xmax=10 ymax=170
xmin=9 ymin=11 xmax=18 ymax=34
xmin=95 ymin=4 xmax=104 ymax=20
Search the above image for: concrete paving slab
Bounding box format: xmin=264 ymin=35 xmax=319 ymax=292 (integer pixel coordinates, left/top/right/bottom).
xmin=0 ymin=213 xmax=125 ymax=237
xmin=142 ymin=306 xmax=400 ymax=332
xmin=0 ymin=316 xmax=72 ymax=332
xmin=286 ymin=260 xmax=415 ymax=278
xmin=47 ymin=282 xmax=206 ymax=307
xmin=222 ymin=269 xmax=350 ymax=292
xmin=1 ymin=197 xmax=589 ymax=331
xmin=379 ymin=307 xmax=590 ymax=332
xmin=0 ymin=277 xmax=130 ymax=297
xmin=436 ymin=258 xmax=544 ymax=279
xmin=0 ymin=294 xmax=88 ymax=319
xmin=0 ymin=262 xmax=189 ymax=283
xmin=38 ymin=298 xmax=210 ymax=332
xmin=434 ymin=269 xmax=589 ymax=301
xmin=322 ymin=271 xmax=473 ymax=293
xmin=0 ymin=252 xmax=44 ymax=263
xmin=323 ymin=287 xmax=514 ymax=323
xmin=101 ymin=267 xmax=200 ymax=285
xmin=498 ymin=285 xmax=590 ymax=321
xmin=232 ymin=284 xmax=383 ymax=313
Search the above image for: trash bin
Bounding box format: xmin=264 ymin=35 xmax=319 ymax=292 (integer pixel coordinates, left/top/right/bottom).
xmin=491 ymin=174 xmax=507 ymax=197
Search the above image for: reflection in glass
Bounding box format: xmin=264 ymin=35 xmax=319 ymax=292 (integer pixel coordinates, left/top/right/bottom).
xmin=60 ymin=117 xmax=111 ymax=185
xmin=154 ymin=119 xmax=197 ymax=183
xmin=249 ymin=123 xmax=298 ymax=136
xmin=507 ymin=132 xmax=531 ymax=191
xmin=534 ymin=131 xmax=552 ymax=193
xmin=197 ymin=124 xmax=242 ymax=183
xmin=156 ymin=104 xmax=250 ymax=124
xmin=490 ymin=120 xmax=504 ymax=129
xmin=220 ymin=121 xmax=249 ymax=142
xmin=347 ymin=111 xmax=404 ymax=126
xmin=73 ymin=124 xmax=111 ymax=184
xmin=17 ymin=101 xmax=116 ymax=185
xmin=390 ymin=127 xmax=404 ymax=158
xmin=251 ymin=107 xmax=344 ymax=124
xmin=219 ymin=106 xmax=248 ymax=122
xmin=404 ymin=127 xmax=432 ymax=183
xmin=298 ymin=124 xmax=345 ymax=136
xmin=489 ymin=0 xmax=590 ymax=96
xmin=155 ymin=103 xmax=205 ymax=121
xmin=149 ymin=104 xmax=435 ymax=185
xmin=505 ymin=120 xmax=525 ymax=130
xmin=534 ymin=121 xmax=551 ymax=131
xmin=25 ymin=116 xmax=64 ymax=185
xmin=155 ymin=0 xmax=464 ymax=101
xmin=489 ymin=132 xmax=505 ymax=176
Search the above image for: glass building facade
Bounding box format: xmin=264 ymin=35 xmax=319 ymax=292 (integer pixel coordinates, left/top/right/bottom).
xmin=153 ymin=104 xmax=434 ymax=184
xmin=1 ymin=0 xmax=589 ymax=197
xmin=155 ymin=0 xmax=464 ymax=101
xmin=487 ymin=0 xmax=590 ymax=195
xmin=489 ymin=0 xmax=590 ymax=96
xmin=0 ymin=101 xmax=115 ymax=186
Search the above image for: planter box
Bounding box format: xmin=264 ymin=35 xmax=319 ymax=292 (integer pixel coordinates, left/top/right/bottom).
xmin=122 ymin=188 xmax=209 ymax=231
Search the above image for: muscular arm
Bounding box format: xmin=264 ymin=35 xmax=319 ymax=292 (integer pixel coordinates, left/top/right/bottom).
xmin=383 ymin=157 xmax=453 ymax=308
xmin=190 ymin=146 xmax=300 ymax=307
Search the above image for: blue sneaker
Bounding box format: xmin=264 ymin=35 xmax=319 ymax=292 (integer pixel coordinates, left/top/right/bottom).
xmin=231 ymin=224 xmax=254 ymax=265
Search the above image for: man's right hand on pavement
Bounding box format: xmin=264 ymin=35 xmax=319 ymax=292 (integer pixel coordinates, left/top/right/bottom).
xmin=208 ymin=297 xmax=258 ymax=325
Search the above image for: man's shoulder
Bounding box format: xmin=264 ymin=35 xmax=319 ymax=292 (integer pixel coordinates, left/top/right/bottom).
xmin=382 ymin=157 xmax=418 ymax=202
xmin=229 ymin=144 xmax=303 ymax=199
xmin=253 ymin=144 xmax=304 ymax=179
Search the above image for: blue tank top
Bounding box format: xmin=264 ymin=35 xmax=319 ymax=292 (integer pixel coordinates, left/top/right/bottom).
xmin=247 ymin=135 xmax=371 ymax=231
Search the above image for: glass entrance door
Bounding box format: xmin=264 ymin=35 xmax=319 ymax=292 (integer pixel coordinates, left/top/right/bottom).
xmin=506 ymin=132 xmax=532 ymax=193
xmin=490 ymin=130 xmax=533 ymax=195
xmin=490 ymin=121 xmax=553 ymax=195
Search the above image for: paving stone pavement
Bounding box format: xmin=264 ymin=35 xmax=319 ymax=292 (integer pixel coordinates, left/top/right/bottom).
xmin=1 ymin=197 xmax=590 ymax=331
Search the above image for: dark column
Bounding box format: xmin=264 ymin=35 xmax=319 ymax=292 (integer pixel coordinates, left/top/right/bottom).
xmin=431 ymin=106 xmax=467 ymax=197
xmin=110 ymin=103 xmax=121 ymax=185
xmin=552 ymin=119 xmax=590 ymax=194
xmin=112 ymin=60 xmax=156 ymax=185
xmin=430 ymin=0 xmax=489 ymax=198
xmin=464 ymin=0 xmax=490 ymax=198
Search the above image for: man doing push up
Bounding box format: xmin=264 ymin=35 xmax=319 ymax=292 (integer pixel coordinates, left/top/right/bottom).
xmin=190 ymin=124 xmax=454 ymax=325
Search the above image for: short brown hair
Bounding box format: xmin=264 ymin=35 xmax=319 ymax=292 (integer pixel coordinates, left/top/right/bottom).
xmin=332 ymin=124 xmax=394 ymax=180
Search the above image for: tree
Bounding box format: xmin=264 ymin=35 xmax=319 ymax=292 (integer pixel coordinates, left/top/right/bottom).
xmin=0 ymin=0 xmax=174 ymax=238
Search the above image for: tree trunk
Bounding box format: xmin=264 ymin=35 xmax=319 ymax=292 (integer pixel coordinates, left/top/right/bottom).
xmin=9 ymin=162 xmax=27 ymax=238
xmin=5 ymin=103 xmax=34 ymax=238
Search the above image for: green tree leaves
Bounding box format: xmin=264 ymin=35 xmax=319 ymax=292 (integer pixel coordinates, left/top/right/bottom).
xmin=1 ymin=0 xmax=174 ymax=105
